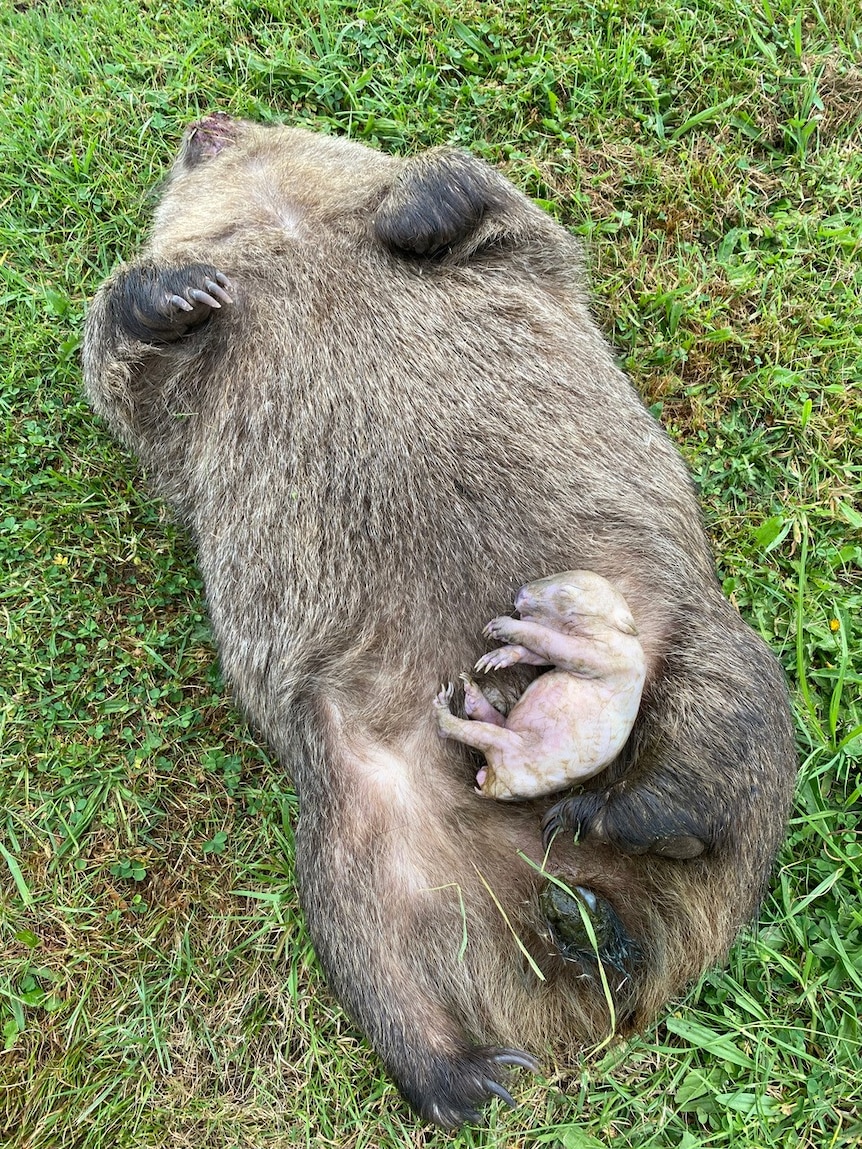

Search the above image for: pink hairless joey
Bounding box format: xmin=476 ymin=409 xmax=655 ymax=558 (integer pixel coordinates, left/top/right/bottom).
xmin=433 ymin=570 xmax=646 ymax=800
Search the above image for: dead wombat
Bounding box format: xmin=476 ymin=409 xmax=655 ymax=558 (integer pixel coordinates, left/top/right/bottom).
xmin=82 ymin=113 xmax=797 ymax=1127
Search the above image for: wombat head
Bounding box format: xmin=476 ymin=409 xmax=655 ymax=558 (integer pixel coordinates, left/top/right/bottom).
xmin=149 ymin=113 xmax=518 ymax=264
xmin=514 ymin=570 xmax=639 ymax=636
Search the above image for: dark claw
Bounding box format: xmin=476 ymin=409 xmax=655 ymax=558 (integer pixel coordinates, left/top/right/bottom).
xmin=484 ymin=1079 xmax=516 ymax=1108
xmin=542 ymin=792 xmax=604 ymax=850
xmin=204 ymin=277 xmax=233 ymax=305
xmin=187 ymin=287 xmax=222 ymax=309
xmin=493 ymin=1050 xmax=540 ymax=1073
xmin=405 ymin=1044 xmax=539 ymax=1127
xmin=115 ymin=262 xmax=234 ymax=344
xmin=542 ymin=815 xmax=561 ymax=849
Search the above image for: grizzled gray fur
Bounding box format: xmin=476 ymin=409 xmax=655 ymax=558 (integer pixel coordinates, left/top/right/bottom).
xmin=82 ymin=114 xmax=797 ymax=1127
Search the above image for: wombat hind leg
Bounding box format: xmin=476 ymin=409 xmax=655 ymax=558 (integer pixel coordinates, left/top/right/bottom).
xmin=404 ymin=1046 xmax=540 ymax=1127
xmin=294 ymin=710 xmax=538 ymax=1127
xmin=539 ymin=883 xmax=640 ymax=975
xmin=541 ymin=790 xmax=604 ymax=847
xmin=542 ymin=789 xmax=707 ymax=860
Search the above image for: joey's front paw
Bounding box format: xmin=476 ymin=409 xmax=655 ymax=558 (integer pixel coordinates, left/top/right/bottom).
xmin=474 ymin=644 xmax=529 ymax=674
xmin=542 ymin=790 xmax=708 ymax=859
xmin=474 ymin=651 xmax=503 ymax=674
xmin=116 ymin=263 xmax=234 ymax=343
xmin=482 ymin=616 xmax=516 ymax=644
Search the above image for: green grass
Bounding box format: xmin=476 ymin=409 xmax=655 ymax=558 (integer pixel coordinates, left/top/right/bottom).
xmin=1 ymin=0 xmax=860 ymax=1145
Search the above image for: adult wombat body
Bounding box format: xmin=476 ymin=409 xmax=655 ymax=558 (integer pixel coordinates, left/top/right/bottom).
xmin=83 ymin=114 xmax=797 ymax=1127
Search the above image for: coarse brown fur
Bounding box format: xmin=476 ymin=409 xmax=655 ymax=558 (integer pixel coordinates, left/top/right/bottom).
xmin=82 ymin=114 xmax=797 ymax=1127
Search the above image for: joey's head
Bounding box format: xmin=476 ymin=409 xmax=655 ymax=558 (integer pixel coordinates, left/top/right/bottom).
xmin=514 ymin=570 xmax=638 ymax=636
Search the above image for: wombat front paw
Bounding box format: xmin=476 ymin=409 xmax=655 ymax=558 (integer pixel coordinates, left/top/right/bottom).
xmin=116 ymin=263 xmax=234 ymax=343
xmin=542 ymin=790 xmax=708 ymax=859
xmin=403 ymin=1046 xmax=539 ymax=1127
xmin=482 ymin=616 xmax=514 ymax=643
xmin=164 ymin=271 xmax=233 ymax=319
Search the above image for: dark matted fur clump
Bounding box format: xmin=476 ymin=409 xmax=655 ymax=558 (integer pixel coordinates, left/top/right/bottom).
xmin=83 ymin=114 xmax=797 ymax=1127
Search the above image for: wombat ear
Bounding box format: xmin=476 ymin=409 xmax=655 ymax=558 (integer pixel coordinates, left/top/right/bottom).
xmin=373 ymin=150 xmax=508 ymax=257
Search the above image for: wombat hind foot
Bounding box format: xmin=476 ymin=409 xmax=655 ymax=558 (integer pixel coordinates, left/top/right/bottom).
xmin=542 ymin=790 xmax=708 ymax=860
xmin=540 ymin=883 xmax=639 ymax=974
xmin=404 ymin=1046 xmax=540 ymax=1127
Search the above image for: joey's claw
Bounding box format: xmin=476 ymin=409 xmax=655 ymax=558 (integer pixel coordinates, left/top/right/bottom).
xmin=214 ymin=270 xmax=234 ymax=290
xmin=482 ymin=618 xmax=501 ymax=639
xmin=432 ymin=682 xmax=455 ymax=709
xmin=167 ymin=293 xmax=194 ymax=313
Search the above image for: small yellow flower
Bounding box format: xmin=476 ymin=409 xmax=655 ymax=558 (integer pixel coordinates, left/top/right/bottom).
xmin=829 ymin=618 xmax=840 ymax=632
xmin=53 ymin=554 xmax=68 ymax=566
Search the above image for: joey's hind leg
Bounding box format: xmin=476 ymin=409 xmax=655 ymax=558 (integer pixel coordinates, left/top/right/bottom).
xmin=111 ymin=263 xmax=233 ymax=342
xmin=433 ymin=684 xmax=521 ymax=755
xmin=460 ymin=675 xmax=505 ymax=727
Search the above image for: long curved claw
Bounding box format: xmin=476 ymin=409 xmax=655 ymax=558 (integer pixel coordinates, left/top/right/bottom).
xmin=187 ymin=287 xmax=223 ymax=309
xmin=204 ymin=276 xmax=234 ymax=305
xmin=541 ymin=807 xmax=566 ymax=848
xmin=432 ymin=682 xmax=455 ymax=709
xmin=484 ymin=1079 xmax=516 ymax=1108
xmin=475 ymin=650 xmax=507 ymax=673
xmin=408 ymin=1044 xmax=539 ymax=1127
xmin=167 ymin=293 xmax=194 ymax=312
xmin=493 ymin=1049 xmax=541 ymax=1073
